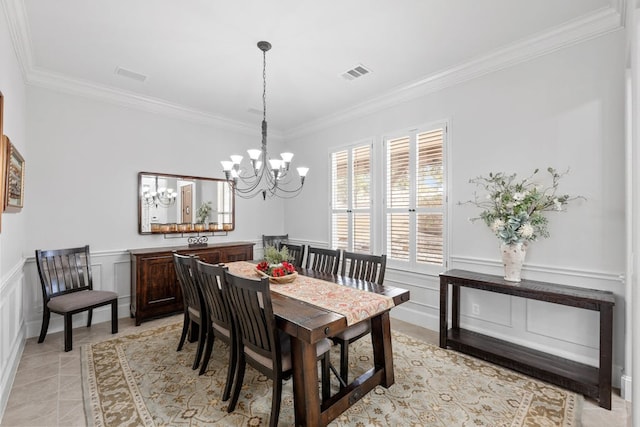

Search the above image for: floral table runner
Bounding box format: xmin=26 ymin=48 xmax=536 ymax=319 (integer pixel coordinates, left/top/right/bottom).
xmin=226 ymin=261 xmax=395 ymax=326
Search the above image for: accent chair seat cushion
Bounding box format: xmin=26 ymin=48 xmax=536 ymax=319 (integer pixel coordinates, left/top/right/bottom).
xmin=48 ymin=290 xmax=117 ymax=313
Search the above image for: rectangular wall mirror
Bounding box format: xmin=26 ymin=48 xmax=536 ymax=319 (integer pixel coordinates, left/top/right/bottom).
xmin=138 ymin=172 xmax=234 ymax=234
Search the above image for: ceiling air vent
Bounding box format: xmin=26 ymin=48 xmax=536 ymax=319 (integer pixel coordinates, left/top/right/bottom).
xmin=341 ymin=64 xmax=372 ymax=81
xmin=115 ymin=67 xmax=147 ymax=82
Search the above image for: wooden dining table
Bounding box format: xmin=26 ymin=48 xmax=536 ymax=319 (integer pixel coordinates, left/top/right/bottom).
xmin=226 ymin=263 xmax=410 ymax=427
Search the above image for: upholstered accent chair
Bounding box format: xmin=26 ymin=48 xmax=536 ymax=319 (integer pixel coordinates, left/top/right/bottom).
xmin=35 ymin=245 xmax=118 ymax=352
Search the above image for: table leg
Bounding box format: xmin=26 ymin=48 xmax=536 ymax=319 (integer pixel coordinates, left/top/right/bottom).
xmin=291 ymin=336 xmax=321 ymax=427
xmin=439 ymin=278 xmax=448 ymax=348
xmin=452 ymin=284 xmax=460 ymax=330
xmin=599 ymin=303 xmax=613 ymax=410
xmin=371 ymin=311 xmax=394 ymax=387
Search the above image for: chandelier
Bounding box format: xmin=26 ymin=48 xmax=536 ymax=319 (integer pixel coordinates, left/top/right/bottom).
xmin=142 ymin=176 xmax=177 ymax=207
xmin=221 ymin=41 xmax=308 ymax=200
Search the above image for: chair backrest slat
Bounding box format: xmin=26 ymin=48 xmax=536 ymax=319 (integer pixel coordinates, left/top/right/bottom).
xmin=262 ymin=234 xmax=289 ymax=250
xmin=194 ymin=260 xmax=233 ymax=331
xmin=281 ymin=243 xmax=305 ymax=268
xmin=306 ymin=247 xmax=340 ymax=275
xmin=341 ymin=251 xmax=387 ymax=285
xmin=35 ymin=245 xmax=94 ymax=301
xmin=173 ymin=253 xmax=204 ymax=317
xmin=224 ymin=271 xmax=280 ymax=368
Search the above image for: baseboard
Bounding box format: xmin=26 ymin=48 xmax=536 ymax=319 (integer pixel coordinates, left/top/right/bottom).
xmin=621 ymin=374 xmax=632 ymax=401
xmin=0 ymin=325 xmax=25 ymax=424
xmin=390 ymin=305 xmax=439 ymax=332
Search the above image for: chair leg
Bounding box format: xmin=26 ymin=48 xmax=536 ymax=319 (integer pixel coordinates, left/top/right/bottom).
xmin=321 ymin=353 xmax=330 ymax=402
xmin=192 ymin=323 xmax=207 ymax=370
xmin=199 ymin=330 xmax=215 ymax=375
xmin=87 ymin=308 xmax=93 ymax=327
xmin=64 ymin=314 xmax=73 ymax=352
xmin=177 ymin=311 xmax=189 ymax=351
xmin=111 ymin=300 xmax=118 ymax=334
xmin=189 ymin=321 xmax=199 ymax=343
xmin=339 ymin=340 xmax=349 ymax=386
xmin=270 ymin=377 xmax=283 ymax=427
xmin=222 ymin=336 xmax=237 ymax=401
xmin=227 ymin=354 xmax=245 ymax=413
xmin=38 ymin=307 xmax=51 ymax=344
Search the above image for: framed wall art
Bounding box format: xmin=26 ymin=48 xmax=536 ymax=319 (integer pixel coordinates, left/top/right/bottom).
xmin=4 ymin=136 xmax=24 ymax=212
xmin=0 ymin=91 xmax=4 ymax=230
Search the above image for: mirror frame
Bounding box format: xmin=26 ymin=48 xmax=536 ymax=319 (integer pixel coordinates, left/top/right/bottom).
xmin=138 ymin=171 xmax=235 ymax=235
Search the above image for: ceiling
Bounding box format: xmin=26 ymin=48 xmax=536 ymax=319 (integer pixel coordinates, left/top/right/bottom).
xmin=5 ymin=0 xmax=623 ymax=134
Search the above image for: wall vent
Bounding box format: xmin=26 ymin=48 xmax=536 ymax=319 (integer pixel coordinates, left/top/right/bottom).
xmin=115 ymin=67 xmax=147 ymax=82
xmin=341 ymin=64 xmax=372 ymax=80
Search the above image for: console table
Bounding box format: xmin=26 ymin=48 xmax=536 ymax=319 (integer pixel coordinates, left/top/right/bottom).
xmin=439 ymin=269 xmax=615 ymax=409
xmin=130 ymin=242 xmax=254 ymax=325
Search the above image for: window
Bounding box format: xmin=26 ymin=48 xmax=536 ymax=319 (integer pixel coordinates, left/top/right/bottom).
xmin=330 ymin=142 xmax=372 ymax=252
xmin=385 ymin=125 xmax=446 ymax=271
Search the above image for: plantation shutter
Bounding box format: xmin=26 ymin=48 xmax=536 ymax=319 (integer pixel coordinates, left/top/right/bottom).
xmin=331 ymin=142 xmax=372 ymax=252
xmin=416 ymin=129 xmax=444 ymax=265
xmin=385 ymin=125 xmax=446 ymax=271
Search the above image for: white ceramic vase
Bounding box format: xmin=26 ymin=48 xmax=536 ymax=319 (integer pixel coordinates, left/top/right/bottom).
xmin=500 ymin=242 xmax=527 ymax=282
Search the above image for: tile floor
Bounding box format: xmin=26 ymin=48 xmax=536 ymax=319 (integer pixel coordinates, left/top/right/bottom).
xmin=0 ymin=316 xmax=631 ymax=426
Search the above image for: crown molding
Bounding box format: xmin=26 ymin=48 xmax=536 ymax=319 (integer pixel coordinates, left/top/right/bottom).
xmin=2 ymin=0 xmax=33 ymax=79
xmin=284 ymin=5 xmax=624 ymax=139
xmin=26 ymin=67 xmax=266 ymax=136
xmin=3 ymin=0 xmax=623 ymax=140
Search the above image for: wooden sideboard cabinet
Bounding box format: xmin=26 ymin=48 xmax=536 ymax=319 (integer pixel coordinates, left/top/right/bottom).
xmin=130 ymin=242 xmax=254 ymax=325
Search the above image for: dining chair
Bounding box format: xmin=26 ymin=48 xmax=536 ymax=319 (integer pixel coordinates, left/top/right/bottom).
xmin=193 ymin=259 xmax=236 ymax=401
xmin=281 ymin=243 xmax=305 ymax=268
xmin=262 ymin=234 xmax=289 ymax=250
xmin=305 ymin=246 xmax=340 ymax=274
xmin=173 ymin=253 xmax=207 ymax=370
xmin=332 ymin=251 xmax=387 ymax=387
xmin=223 ymin=271 xmax=331 ymax=426
xmin=35 ymin=245 xmax=118 ymax=352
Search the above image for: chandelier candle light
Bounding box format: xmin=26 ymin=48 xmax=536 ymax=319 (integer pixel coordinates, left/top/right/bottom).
xmin=142 ymin=176 xmax=177 ymax=208
xmin=463 ymin=167 xmax=583 ymax=282
xmin=221 ymin=41 xmax=309 ymax=200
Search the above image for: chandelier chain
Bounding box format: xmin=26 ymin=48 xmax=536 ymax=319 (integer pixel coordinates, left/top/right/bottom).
xmin=263 ymin=49 xmax=267 ymax=123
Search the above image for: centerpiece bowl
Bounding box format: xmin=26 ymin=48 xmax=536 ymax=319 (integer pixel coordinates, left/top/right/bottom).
xmin=256 ymin=245 xmax=299 ymax=284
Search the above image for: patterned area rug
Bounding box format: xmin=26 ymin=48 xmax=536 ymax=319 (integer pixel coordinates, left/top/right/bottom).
xmin=81 ymin=322 xmax=582 ymax=426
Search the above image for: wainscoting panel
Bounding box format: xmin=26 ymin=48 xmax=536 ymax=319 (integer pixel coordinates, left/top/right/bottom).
xmin=0 ymin=260 xmax=26 ymax=423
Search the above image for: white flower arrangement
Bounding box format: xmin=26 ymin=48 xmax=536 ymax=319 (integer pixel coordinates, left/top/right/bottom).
xmin=462 ymin=167 xmax=583 ymax=245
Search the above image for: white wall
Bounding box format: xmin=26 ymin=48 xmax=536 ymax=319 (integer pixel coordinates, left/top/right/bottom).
xmin=285 ymin=31 xmax=627 ymax=385
xmin=17 ymin=85 xmax=290 ymax=335
xmin=0 ymin=4 xmax=28 ymax=420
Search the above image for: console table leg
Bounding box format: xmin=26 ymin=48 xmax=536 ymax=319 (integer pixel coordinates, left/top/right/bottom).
xmin=599 ymin=303 xmax=613 ymax=410
xmin=439 ymin=279 xmax=448 ymax=348
xmin=452 ymin=285 xmax=460 ymax=330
